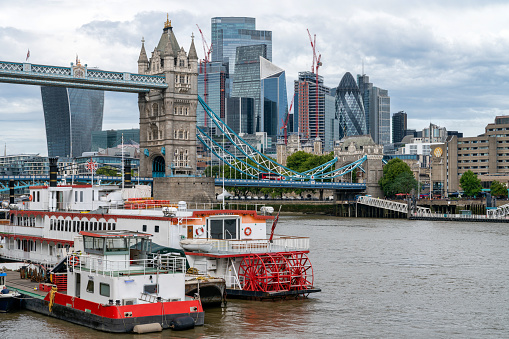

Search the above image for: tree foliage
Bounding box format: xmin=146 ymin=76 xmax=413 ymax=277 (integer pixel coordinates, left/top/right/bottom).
xmin=96 ymin=166 xmax=120 ymax=176
xmin=490 ymin=180 xmax=508 ymax=198
xmin=459 ymin=170 xmax=482 ymax=197
xmin=379 ymin=158 xmax=417 ymax=197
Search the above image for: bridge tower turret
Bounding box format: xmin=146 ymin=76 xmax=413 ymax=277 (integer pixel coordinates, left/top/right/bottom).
xmin=138 ymin=16 xmax=214 ymax=202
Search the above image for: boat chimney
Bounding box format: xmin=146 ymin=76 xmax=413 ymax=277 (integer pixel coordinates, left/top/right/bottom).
xmin=49 ymin=157 xmax=58 ymax=188
xmin=124 ymin=159 xmax=132 ymax=188
xmin=9 ymin=179 xmax=14 ymax=204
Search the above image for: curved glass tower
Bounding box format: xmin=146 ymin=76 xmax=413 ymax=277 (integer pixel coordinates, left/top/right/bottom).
xmin=41 ymin=87 xmax=104 ymax=157
xmin=335 ymin=72 xmax=366 ymax=139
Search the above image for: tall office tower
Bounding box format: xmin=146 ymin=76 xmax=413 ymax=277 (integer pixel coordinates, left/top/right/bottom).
xmin=392 ymin=111 xmax=407 ymax=143
xmin=324 ymin=92 xmax=339 ymax=152
xmin=357 ymin=74 xmax=372 ymax=133
xmin=356 ymin=73 xmax=391 ymax=145
xmin=336 ymin=72 xmax=367 ymax=140
xmin=226 ymin=97 xmax=254 ymax=134
xmin=211 ymin=17 xmax=272 ymax=83
xmin=293 ymin=71 xmax=331 ymax=145
xmin=41 ymin=86 xmax=104 ymax=158
xmin=231 ymin=44 xmax=267 ymax=132
xmin=370 ymin=87 xmax=391 ymax=145
xmin=91 ymin=128 xmax=140 ymax=152
xmin=260 ymin=57 xmax=288 ymax=147
xmin=197 ymin=61 xmax=229 ymax=135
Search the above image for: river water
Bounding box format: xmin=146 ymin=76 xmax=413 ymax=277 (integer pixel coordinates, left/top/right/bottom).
xmin=1 ymin=216 xmax=508 ymax=338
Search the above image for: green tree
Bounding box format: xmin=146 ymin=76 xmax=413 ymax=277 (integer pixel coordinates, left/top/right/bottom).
xmin=387 ymin=171 xmax=418 ymax=196
xmin=96 ymin=166 xmax=120 ymax=176
xmin=459 ymin=170 xmax=482 ymax=197
xmin=379 ymin=158 xmax=416 ymax=197
xmin=490 ymin=180 xmax=508 ymax=198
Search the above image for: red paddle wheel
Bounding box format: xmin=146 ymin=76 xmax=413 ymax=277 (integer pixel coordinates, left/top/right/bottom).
xmin=285 ymin=252 xmax=314 ymax=290
xmin=238 ymin=252 xmax=314 ymax=293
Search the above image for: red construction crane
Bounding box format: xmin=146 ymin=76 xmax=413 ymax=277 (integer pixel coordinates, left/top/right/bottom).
xmin=280 ymin=92 xmax=295 ymax=145
xmin=307 ymin=29 xmax=322 ymax=139
xmin=196 ymin=24 xmax=213 ymax=126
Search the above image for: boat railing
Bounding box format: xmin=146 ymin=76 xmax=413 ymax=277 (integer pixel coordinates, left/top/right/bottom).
xmin=69 ymin=254 xmax=187 ymax=277
xmin=195 ymin=236 xmax=309 ymax=254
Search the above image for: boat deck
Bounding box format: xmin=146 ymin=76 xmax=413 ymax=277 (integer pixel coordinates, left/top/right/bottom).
xmin=4 ymin=271 xmax=51 ymax=299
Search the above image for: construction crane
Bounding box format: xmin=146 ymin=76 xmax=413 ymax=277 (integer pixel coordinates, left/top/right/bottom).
xmin=196 ymin=24 xmax=213 ymax=127
xmin=307 ymin=29 xmax=322 ymax=139
xmin=280 ymin=92 xmax=295 ymax=145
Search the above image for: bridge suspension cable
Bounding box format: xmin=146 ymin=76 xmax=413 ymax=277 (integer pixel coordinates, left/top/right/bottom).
xmin=197 ymin=96 xmax=367 ymax=180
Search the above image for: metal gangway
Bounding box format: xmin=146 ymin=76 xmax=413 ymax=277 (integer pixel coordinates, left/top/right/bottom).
xmin=356 ymin=196 xmax=431 ymax=215
xmin=486 ymin=203 xmax=509 ymax=218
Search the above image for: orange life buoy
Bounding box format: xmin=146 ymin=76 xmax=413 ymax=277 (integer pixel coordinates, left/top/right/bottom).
xmin=195 ymin=226 xmax=205 ymax=236
xmin=29 ymin=195 xmax=33 ymax=201
xmin=244 ymin=227 xmax=252 ymax=236
xmin=69 ymin=255 xmax=80 ymax=266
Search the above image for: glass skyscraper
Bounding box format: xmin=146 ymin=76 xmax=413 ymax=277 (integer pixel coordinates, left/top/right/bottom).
xmin=260 ymin=57 xmax=287 ymax=146
xmin=336 ymin=72 xmax=367 ymax=139
xmin=231 ymin=44 xmax=267 ymax=132
xmin=211 ymin=17 xmax=272 ymax=80
xmin=41 ymin=87 xmax=104 ymax=158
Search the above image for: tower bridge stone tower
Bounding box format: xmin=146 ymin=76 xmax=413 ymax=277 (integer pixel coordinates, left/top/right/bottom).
xmin=137 ymin=17 xmax=214 ymax=202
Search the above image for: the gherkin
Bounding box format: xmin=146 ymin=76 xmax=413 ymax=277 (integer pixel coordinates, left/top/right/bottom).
xmin=335 ymin=72 xmax=366 ymax=139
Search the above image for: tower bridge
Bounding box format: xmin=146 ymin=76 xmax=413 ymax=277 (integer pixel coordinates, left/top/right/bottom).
xmin=0 ymin=17 xmax=375 ymax=202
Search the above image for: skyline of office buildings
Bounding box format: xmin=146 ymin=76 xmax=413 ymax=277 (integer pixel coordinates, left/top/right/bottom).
xmin=41 ymin=86 xmax=104 ymax=158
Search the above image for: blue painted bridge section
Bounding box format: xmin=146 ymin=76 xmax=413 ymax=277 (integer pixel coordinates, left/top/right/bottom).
xmin=0 ymin=61 xmax=168 ymax=92
xmin=215 ymin=178 xmax=366 ymax=191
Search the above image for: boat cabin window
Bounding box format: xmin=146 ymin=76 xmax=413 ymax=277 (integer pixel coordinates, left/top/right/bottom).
xmin=208 ymin=218 xmax=238 ymax=240
xmin=144 ymin=284 xmax=158 ymax=294
xmin=154 ymin=225 xmax=159 ymax=233
xmin=106 ymin=238 xmax=128 ymax=253
xmin=86 ymin=280 xmax=94 ymax=293
xmin=100 ymin=283 xmax=110 ymax=297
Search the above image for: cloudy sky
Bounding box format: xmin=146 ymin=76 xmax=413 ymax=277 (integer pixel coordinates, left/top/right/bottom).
xmin=1 ymin=0 xmax=509 ymax=156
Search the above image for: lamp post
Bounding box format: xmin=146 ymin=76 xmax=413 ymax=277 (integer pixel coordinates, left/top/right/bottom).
xmin=416 ymin=161 xmax=420 ymax=199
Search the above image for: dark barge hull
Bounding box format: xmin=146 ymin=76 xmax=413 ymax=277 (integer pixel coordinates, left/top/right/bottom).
xmin=18 ymin=292 xmax=204 ymax=333
xmin=225 ymin=287 xmax=321 ymax=300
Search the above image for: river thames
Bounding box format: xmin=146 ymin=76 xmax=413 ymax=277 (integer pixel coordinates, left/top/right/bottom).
xmin=1 ymin=216 xmax=508 ymax=338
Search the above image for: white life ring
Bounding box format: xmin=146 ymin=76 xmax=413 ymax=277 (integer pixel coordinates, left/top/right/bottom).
xmin=195 ymin=226 xmax=205 ymax=236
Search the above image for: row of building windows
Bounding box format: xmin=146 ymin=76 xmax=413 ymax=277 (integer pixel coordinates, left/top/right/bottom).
xmin=459 ymin=159 xmax=489 ymax=163
xmin=458 ymin=153 xmax=489 ymax=157
xmin=458 ymin=166 xmax=488 ymax=170
xmin=174 ymin=106 xmax=189 ymax=115
xmin=174 ymin=129 xmax=190 ymax=140
xmin=175 ymin=74 xmax=189 ymax=84
xmin=458 ymin=140 xmax=488 ymax=144
xmin=49 ymin=218 xmax=116 ymax=232
xmin=487 ymin=127 xmax=509 ymax=131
